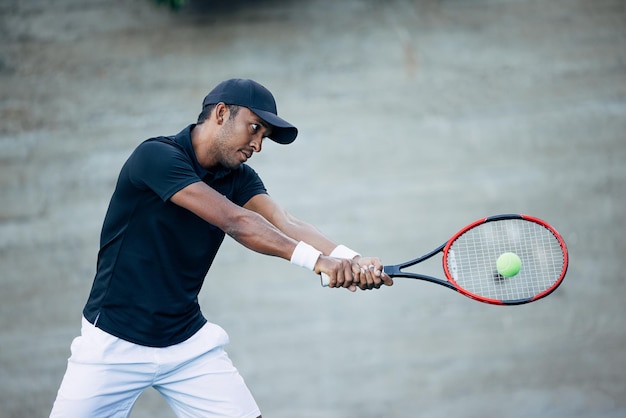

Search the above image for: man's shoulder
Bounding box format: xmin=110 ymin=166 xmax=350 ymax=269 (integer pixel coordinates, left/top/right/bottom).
xmin=137 ymin=124 xmax=193 ymax=153
xmin=130 ymin=136 xmax=187 ymax=163
xmin=139 ymin=135 xmax=182 ymax=149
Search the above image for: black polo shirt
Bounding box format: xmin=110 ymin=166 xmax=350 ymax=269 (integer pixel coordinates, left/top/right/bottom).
xmin=83 ymin=125 xmax=267 ymax=347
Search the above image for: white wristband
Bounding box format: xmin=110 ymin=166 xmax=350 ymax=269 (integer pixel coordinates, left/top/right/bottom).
xmin=290 ymin=241 xmax=322 ymax=271
xmin=329 ymin=244 xmax=360 ymax=260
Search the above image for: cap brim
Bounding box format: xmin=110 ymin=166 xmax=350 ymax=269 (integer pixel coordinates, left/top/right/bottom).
xmin=251 ymin=108 xmax=298 ymax=144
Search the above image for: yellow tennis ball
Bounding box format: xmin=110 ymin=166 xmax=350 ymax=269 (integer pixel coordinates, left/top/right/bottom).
xmin=496 ymin=252 xmax=521 ymax=277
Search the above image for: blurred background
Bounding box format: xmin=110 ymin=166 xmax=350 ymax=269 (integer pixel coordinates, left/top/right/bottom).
xmin=1 ymin=0 xmax=624 ymax=417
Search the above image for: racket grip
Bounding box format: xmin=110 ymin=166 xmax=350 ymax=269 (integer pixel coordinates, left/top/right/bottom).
xmin=320 ymin=272 xmax=330 ymax=287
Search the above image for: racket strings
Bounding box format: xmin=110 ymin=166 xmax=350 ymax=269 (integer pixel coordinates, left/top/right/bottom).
xmin=447 ymin=219 xmax=565 ymax=302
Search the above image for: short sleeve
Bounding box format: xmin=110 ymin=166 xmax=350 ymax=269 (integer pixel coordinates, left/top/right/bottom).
xmin=232 ymin=165 xmax=267 ymax=207
xmin=127 ymin=140 xmax=200 ymax=202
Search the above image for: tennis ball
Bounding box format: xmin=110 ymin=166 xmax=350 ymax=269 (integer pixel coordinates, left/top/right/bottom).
xmin=496 ymin=252 xmax=521 ymax=277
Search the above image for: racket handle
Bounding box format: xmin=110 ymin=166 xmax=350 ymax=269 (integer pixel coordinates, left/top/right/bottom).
xmin=320 ymin=272 xmax=330 ymax=287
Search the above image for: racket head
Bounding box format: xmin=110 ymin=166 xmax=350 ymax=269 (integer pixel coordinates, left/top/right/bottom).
xmin=442 ymin=214 xmax=568 ymax=305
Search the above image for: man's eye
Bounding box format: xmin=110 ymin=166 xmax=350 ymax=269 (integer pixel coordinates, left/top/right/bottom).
xmin=251 ymin=123 xmax=259 ymax=132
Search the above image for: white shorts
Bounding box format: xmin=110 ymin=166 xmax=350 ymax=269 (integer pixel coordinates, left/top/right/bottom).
xmin=50 ymin=317 xmax=260 ymax=418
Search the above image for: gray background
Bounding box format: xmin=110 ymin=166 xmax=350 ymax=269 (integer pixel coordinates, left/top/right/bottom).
xmin=1 ymin=0 xmax=624 ymax=417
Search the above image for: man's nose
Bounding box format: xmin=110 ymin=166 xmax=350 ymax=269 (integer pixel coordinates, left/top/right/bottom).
xmin=251 ymin=137 xmax=263 ymax=152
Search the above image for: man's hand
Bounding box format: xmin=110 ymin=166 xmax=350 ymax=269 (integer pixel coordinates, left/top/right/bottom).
xmin=315 ymin=255 xmax=393 ymax=292
xmin=314 ymin=256 xmax=359 ymax=291
xmin=352 ymin=256 xmax=394 ymax=290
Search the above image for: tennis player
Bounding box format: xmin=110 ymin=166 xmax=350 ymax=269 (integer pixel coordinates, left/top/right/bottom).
xmin=50 ymin=78 xmax=393 ymax=418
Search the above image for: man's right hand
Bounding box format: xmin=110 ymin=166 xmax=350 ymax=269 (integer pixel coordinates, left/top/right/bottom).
xmin=314 ymin=256 xmax=359 ymax=292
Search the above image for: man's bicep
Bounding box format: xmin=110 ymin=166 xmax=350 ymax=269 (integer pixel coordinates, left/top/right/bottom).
xmin=244 ymin=194 xmax=291 ymax=227
xmin=170 ymin=181 xmax=241 ymax=230
xmin=244 ymin=194 xmax=337 ymax=255
xmin=172 ymin=182 xmax=297 ymax=260
xmin=244 ymin=194 xmax=315 ymax=239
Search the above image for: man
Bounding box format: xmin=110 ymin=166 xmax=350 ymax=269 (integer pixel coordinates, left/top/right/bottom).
xmin=50 ymin=78 xmax=393 ymax=418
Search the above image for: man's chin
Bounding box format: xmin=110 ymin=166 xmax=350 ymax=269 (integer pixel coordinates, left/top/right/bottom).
xmin=223 ymin=161 xmax=242 ymax=170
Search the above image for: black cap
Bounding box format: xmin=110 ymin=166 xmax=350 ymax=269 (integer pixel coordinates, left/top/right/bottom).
xmin=202 ymin=79 xmax=298 ymax=144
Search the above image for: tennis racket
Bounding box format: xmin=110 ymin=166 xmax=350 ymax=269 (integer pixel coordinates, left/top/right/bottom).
xmin=322 ymin=214 xmax=568 ymax=305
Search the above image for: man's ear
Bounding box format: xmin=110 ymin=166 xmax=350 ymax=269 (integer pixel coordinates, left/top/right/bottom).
xmin=214 ymin=102 xmax=228 ymax=125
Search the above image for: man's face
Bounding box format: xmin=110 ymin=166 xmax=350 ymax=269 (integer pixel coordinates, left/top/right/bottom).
xmin=214 ymin=106 xmax=272 ymax=170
